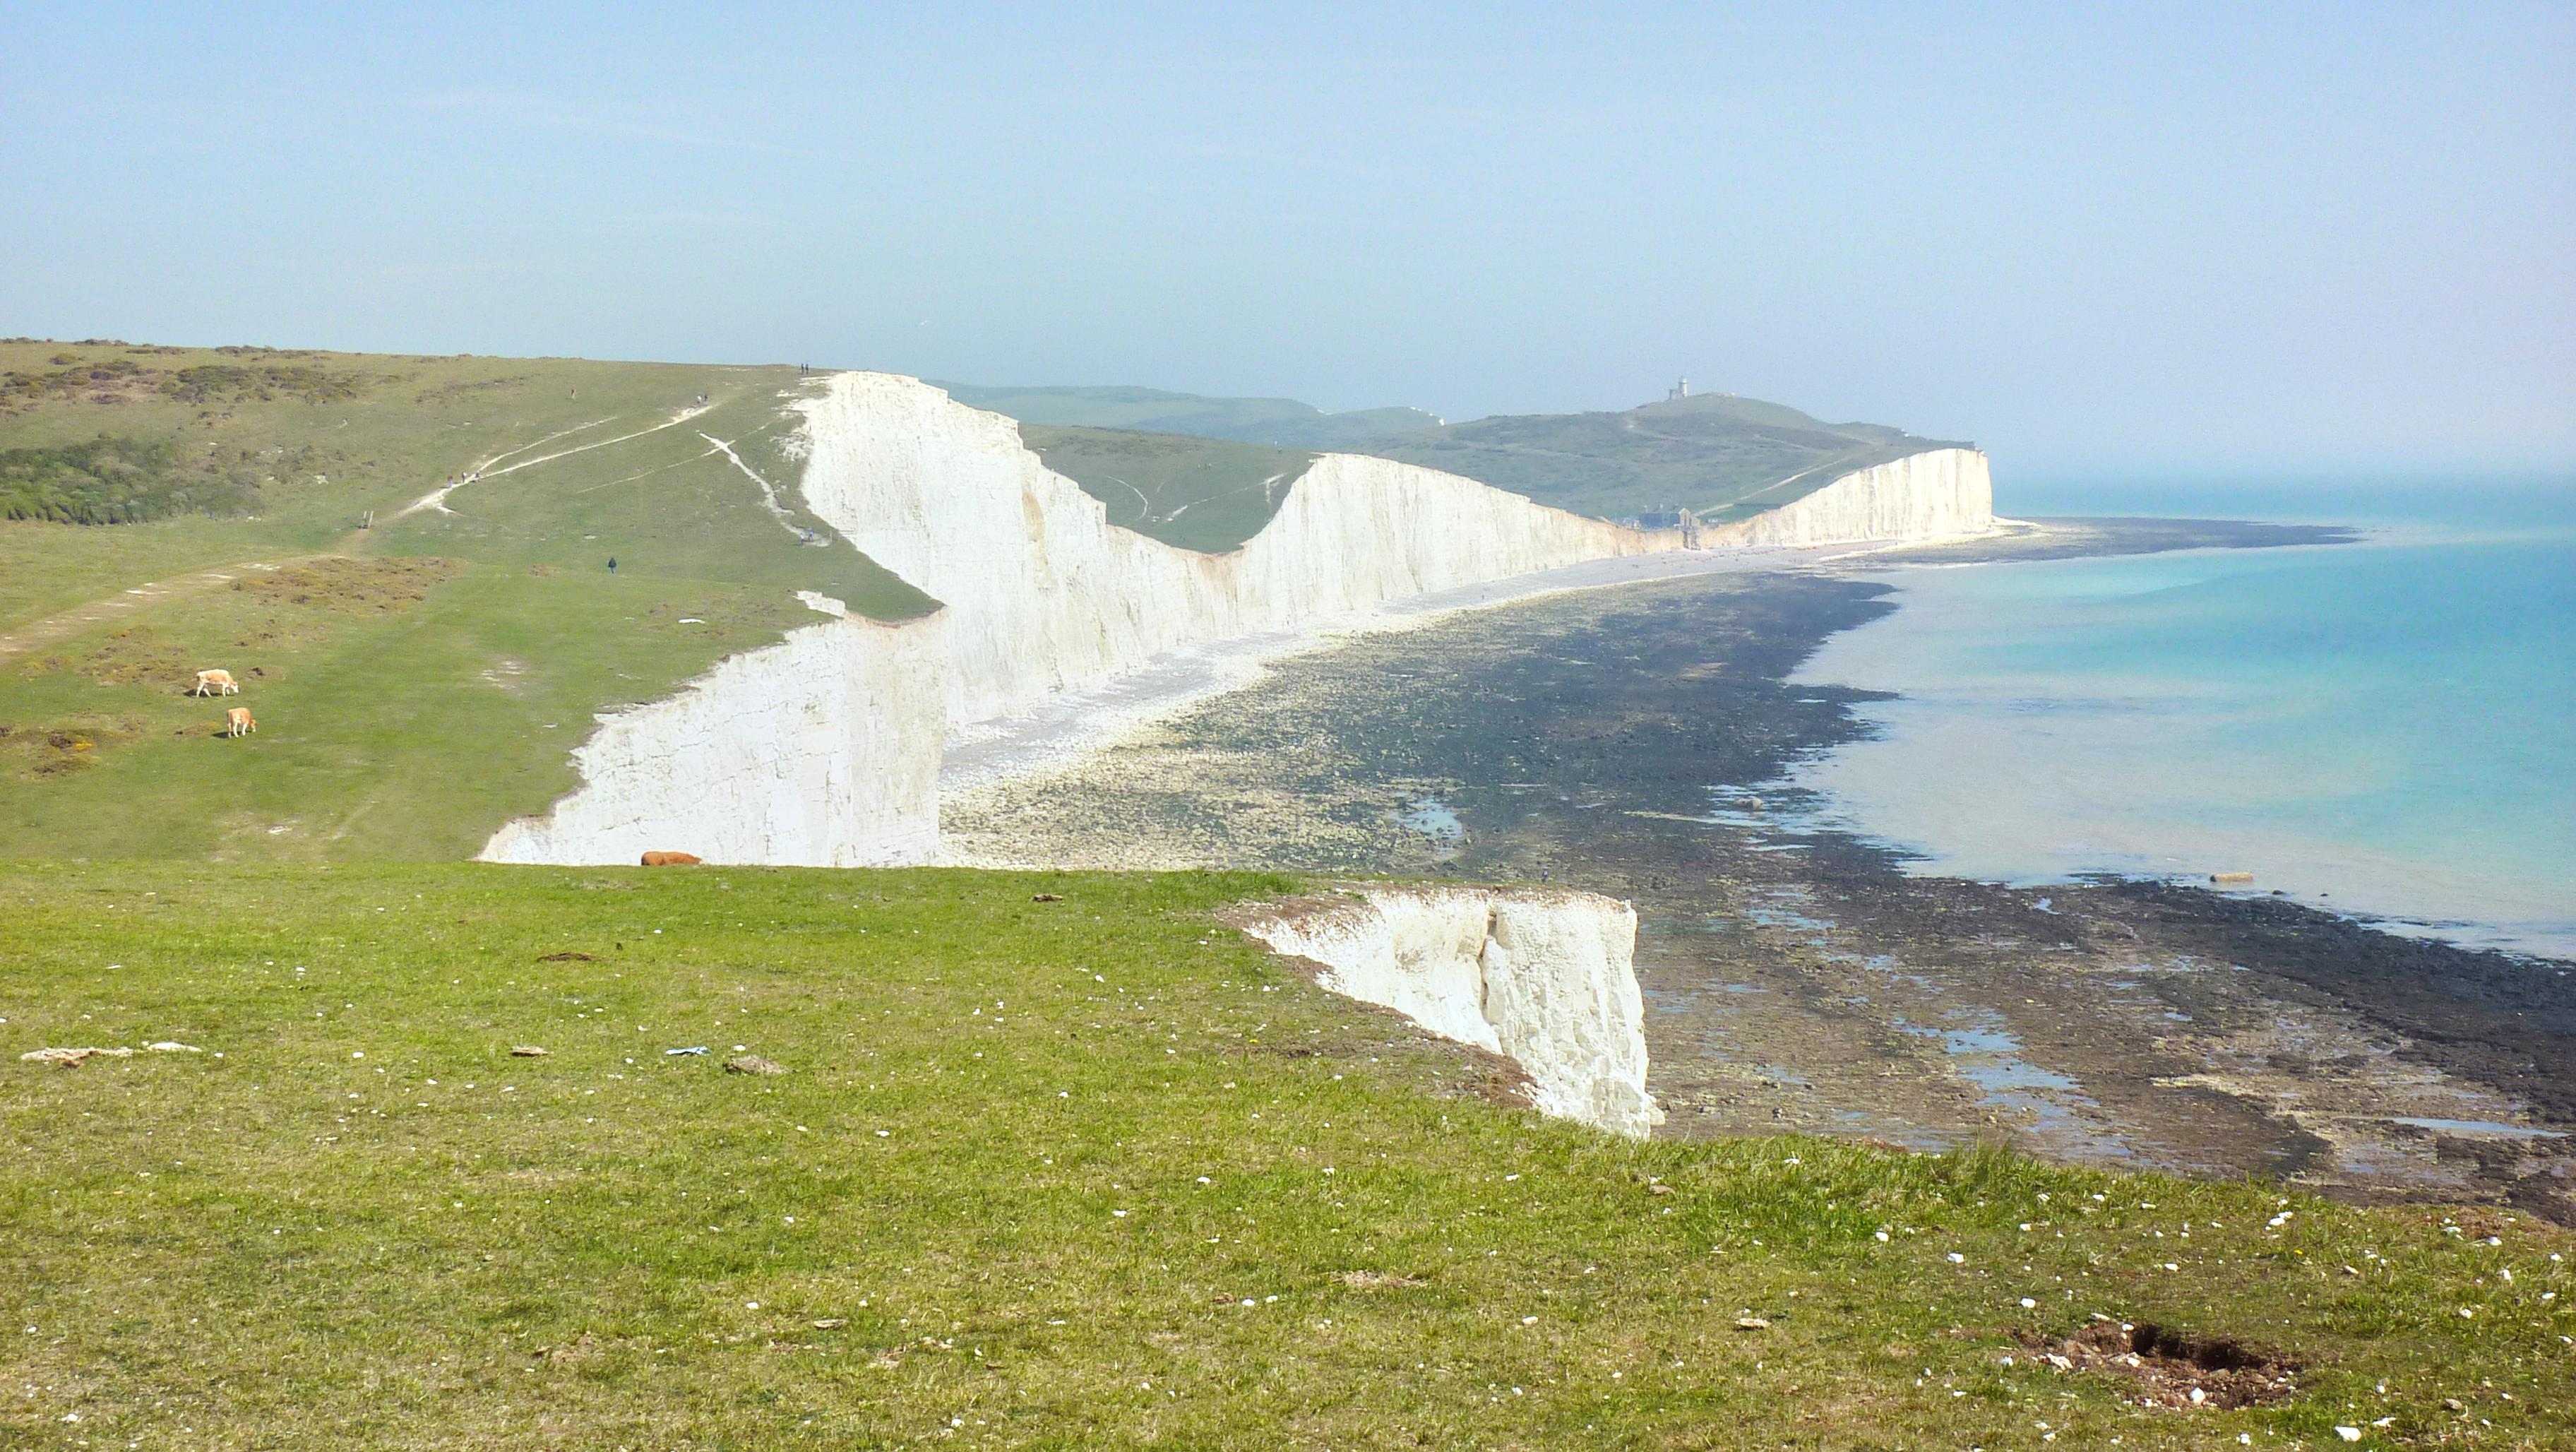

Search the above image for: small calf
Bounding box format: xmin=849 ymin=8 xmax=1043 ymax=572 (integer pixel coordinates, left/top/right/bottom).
xmin=192 ymin=669 xmax=239 ymax=697
xmin=225 ymin=707 xmax=256 ymax=737
xmin=640 ymin=850 xmax=702 ymax=866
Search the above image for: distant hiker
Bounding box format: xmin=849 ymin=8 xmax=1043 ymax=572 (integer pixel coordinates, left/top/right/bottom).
xmin=607 ymin=557 xmax=617 ymax=573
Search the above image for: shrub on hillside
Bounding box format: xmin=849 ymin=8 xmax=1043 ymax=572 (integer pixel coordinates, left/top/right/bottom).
xmin=0 ymin=435 xmax=262 ymax=525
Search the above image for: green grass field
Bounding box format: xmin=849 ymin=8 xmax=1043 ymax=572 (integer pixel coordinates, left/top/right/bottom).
xmin=0 ymin=340 xmax=932 ymax=862
xmin=4 ymin=863 xmax=2568 ymax=1448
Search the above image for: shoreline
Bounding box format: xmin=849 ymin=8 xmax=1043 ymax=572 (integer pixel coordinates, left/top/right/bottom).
xmin=943 ymin=516 xmax=2576 ymax=1221
xmin=935 ymin=538 xmax=1927 ymax=828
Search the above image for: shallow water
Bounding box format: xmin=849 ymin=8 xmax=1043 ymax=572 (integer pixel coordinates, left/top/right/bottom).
xmin=1791 ymin=479 xmax=2576 ymax=957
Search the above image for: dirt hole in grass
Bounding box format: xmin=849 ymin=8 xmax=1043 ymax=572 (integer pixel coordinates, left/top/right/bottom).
xmin=1336 ymin=1270 xmax=1426 ymax=1290
xmin=2025 ymin=1321 xmax=2299 ymax=1410
xmin=4 ymin=717 xmax=142 ymax=775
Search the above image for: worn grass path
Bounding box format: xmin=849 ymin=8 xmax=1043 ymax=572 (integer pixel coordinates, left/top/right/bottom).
xmin=4 ymin=864 xmax=2568 ymax=1448
xmin=0 ymin=549 xmax=354 ymax=660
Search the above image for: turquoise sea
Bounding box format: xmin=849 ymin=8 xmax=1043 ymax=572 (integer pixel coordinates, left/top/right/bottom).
xmin=1786 ymin=478 xmax=2576 ymax=958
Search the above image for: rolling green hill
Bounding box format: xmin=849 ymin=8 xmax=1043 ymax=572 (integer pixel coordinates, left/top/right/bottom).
xmin=1016 ymin=424 xmax=1317 ymax=554
xmin=0 ymin=339 xmax=929 ymax=862
xmin=1367 ymin=392 xmax=1972 ymax=523
xmin=949 ymin=381 xmax=1973 ymax=536
xmin=935 ymin=381 xmax=1436 ymax=451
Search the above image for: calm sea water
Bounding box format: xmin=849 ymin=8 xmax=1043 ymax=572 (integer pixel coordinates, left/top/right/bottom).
xmin=1787 ymin=478 xmax=2576 ymax=958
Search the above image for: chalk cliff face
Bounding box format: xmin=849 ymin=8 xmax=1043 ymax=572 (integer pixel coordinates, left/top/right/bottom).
xmin=1702 ymin=447 xmax=1993 ymax=548
xmin=792 ymin=373 xmax=1668 ymax=725
xmin=1236 ymin=887 xmax=1663 ymax=1138
xmin=479 ymin=605 xmax=945 ymax=867
xmin=480 ymin=374 xmax=1990 ymax=867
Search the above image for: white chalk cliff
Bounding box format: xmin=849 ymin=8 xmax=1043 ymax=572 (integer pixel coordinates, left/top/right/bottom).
xmin=480 ymin=373 xmax=1992 ymax=867
xmin=481 ymin=601 xmax=946 ymax=867
xmin=1235 ymin=887 xmax=1663 ymax=1137
xmin=793 ymin=373 xmax=1670 ymax=725
xmin=1701 ymin=447 xmax=1993 ymax=548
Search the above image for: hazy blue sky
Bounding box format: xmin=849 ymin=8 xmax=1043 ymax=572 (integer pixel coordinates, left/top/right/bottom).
xmin=5 ymin=3 xmax=2569 ymax=472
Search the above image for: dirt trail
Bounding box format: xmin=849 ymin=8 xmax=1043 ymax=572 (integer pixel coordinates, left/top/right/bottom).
xmin=698 ymin=432 xmax=814 ymax=542
xmin=397 ymin=403 xmax=713 ymax=518
xmin=0 ymin=554 xmax=345 ymax=659
xmin=8 ymin=400 xmax=732 ymax=658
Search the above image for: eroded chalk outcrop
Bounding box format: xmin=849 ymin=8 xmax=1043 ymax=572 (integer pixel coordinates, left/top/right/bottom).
xmin=1234 ymin=886 xmax=1663 ymax=1138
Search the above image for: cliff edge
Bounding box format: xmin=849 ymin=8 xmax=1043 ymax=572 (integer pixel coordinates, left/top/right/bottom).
xmin=1233 ymin=886 xmax=1664 ymax=1138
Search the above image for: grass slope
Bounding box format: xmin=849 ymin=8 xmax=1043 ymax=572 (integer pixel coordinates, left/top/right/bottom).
xmin=1018 ymin=424 xmax=1317 ymax=554
xmin=0 ymin=340 xmax=933 ymax=862
xmin=4 ymin=863 xmax=2568 ymax=1448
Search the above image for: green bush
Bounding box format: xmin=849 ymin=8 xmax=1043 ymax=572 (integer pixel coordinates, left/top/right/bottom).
xmin=0 ymin=434 xmax=261 ymax=525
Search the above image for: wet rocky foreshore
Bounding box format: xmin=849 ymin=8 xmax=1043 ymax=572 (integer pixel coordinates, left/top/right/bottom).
xmin=946 ymin=518 xmax=2575 ymax=1222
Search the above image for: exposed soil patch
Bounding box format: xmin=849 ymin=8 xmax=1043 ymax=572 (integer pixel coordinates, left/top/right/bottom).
xmin=2026 ymin=1320 xmax=2300 ymax=1409
xmin=230 ymin=556 xmax=458 ymax=612
xmin=1 ymin=716 xmax=143 ymax=777
xmin=1335 ymin=1270 xmax=1427 ymax=1290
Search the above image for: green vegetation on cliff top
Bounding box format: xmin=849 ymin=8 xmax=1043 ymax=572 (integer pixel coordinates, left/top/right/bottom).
xmin=0 ymin=339 xmax=930 ymax=862
xmin=936 ymin=381 xmax=1436 ymax=452
xmin=1366 ymin=392 xmax=1971 ymax=525
xmin=947 ymin=380 xmax=1973 ymax=529
xmin=4 ymin=862 xmax=2564 ymax=1448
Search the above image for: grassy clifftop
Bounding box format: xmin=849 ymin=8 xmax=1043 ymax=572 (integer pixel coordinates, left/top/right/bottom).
xmin=0 ymin=340 xmax=930 ymax=862
xmin=3 ymin=863 xmax=2564 ymax=1447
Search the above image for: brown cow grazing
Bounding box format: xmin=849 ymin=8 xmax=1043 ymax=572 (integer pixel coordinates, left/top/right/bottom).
xmin=192 ymin=669 xmax=239 ymax=697
xmin=225 ymin=707 xmax=256 ymax=737
xmin=640 ymin=851 xmax=702 ymax=866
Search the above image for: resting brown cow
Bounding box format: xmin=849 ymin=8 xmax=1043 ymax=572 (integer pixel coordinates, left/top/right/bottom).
xmin=640 ymin=851 xmax=702 ymax=866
